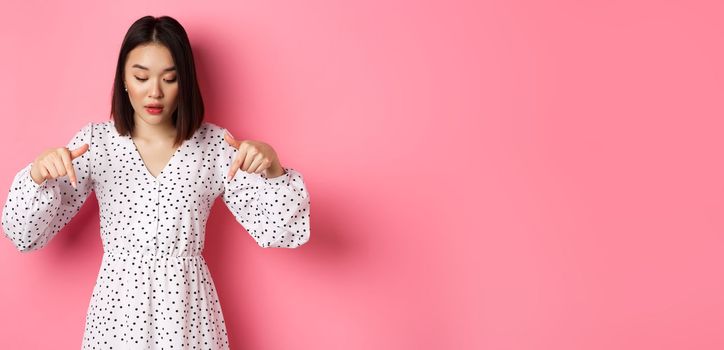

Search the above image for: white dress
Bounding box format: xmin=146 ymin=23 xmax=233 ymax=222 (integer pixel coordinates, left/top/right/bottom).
xmin=1 ymin=120 xmax=311 ymax=349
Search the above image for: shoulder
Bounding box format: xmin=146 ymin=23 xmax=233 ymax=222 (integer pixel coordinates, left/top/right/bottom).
xmin=86 ymin=120 xmax=114 ymax=135
xmin=77 ymin=120 xmax=228 ymax=144
xmin=199 ymin=121 xmax=233 ymax=145
xmin=199 ymin=121 xmax=237 ymax=159
xmin=83 ymin=120 xmax=115 ymax=143
xmin=68 ymin=120 xmax=107 ymax=141
xmin=200 ymin=121 xmax=226 ymax=138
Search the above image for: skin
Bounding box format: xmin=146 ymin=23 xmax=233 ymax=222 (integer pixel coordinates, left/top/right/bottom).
xmin=30 ymin=42 xmax=285 ymax=186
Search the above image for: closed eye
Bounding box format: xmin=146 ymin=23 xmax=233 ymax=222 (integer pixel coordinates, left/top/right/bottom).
xmin=134 ymin=76 xmax=177 ymax=83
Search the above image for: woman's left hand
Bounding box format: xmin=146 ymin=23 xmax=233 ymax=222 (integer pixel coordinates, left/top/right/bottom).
xmin=224 ymin=129 xmax=284 ymax=181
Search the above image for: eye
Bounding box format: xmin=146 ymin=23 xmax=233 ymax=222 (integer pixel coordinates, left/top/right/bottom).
xmin=165 ymin=77 xmax=177 ymax=83
xmin=134 ymin=76 xmax=148 ymax=81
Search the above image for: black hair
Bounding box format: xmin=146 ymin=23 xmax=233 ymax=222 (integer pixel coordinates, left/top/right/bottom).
xmin=110 ymin=15 xmax=204 ymax=147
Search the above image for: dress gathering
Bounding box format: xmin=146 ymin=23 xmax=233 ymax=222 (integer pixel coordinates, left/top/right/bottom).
xmin=1 ymin=120 xmax=311 ymax=349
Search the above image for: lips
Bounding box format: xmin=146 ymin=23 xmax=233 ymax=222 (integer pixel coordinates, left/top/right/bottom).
xmin=145 ymin=105 xmax=164 ymax=115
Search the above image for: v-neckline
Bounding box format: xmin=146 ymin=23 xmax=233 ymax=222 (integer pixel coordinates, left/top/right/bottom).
xmin=130 ymin=137 xmax=184 ymax=181
xmin=111 ymin=120 xmax=188 ymax=182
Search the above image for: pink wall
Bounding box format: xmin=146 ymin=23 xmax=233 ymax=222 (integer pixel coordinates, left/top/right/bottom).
xmin=1 ymin=0 xmax=723 ymax=349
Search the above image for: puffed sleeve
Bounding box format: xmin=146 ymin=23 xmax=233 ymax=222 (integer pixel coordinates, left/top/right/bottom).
xmin=1 ymin=122 xmax=94 ymax=253
xmin=219 ymin=128 xmax=311 ymax=248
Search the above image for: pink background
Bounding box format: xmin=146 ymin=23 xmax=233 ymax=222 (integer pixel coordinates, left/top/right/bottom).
xmin=1 ymin=0 xmax=722 ymax=349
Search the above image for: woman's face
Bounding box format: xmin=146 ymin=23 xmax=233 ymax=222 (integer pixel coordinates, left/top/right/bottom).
xmin=123 ymin=43 xmax=179 ymax=127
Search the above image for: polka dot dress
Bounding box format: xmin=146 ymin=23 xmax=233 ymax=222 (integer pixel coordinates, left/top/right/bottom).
xmin=1 ymin=120 xmax=311 ymax=349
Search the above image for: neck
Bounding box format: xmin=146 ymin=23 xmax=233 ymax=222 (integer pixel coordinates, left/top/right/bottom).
xmin=131 ymin=113 xmax=177 ymax=142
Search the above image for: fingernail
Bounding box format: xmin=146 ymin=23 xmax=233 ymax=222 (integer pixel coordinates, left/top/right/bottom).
xmin=225 ymin=130 xmax=234 ymax=138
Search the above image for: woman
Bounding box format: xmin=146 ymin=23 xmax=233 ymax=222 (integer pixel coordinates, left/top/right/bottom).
xmin=1 ymin=15 xmax=311 ymax=349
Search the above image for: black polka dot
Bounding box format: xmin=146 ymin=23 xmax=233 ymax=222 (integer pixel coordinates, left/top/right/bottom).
xmin=1 ymin=120 xmax=311 ymax=348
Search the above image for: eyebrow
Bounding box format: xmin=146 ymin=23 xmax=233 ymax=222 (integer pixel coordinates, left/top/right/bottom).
xmin=131 ymin=64 xmax=176 ymax=72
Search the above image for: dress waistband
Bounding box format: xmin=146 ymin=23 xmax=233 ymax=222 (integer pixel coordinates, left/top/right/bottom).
xmin=103 ymin=250 xmax=203 ymax=259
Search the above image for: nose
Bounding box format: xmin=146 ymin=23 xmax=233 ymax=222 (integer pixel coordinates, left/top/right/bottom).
xmin=148 ymin=78 xmax=164 ymax=98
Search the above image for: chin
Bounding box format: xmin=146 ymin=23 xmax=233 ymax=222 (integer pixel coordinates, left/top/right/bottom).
xmin=137 ymin=113 xmax=171 ymax=125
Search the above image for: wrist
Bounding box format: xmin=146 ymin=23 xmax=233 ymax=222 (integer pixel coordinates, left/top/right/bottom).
xmin=266 ymin=162 xmax=285 ymax=178
xmin=29 ymin=164 xmax=45 ymax=185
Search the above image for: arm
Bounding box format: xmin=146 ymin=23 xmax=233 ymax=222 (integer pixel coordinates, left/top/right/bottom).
xmin=220 ymin=129 xmax=311 ymax=248
xmin=1 ymin=122 xmax=94 ymax=252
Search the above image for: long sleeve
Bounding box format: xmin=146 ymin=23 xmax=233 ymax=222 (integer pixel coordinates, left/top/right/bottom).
xmin=1 ymin=122 xmax=94 ymax=252
xmin=219 ymin=129 xmax=311 ymax=248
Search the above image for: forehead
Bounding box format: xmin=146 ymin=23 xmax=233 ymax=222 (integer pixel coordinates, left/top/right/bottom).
xmin=125 ymin=43 xmax=175 ymax=70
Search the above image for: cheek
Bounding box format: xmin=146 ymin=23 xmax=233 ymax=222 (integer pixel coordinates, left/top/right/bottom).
xmin=126 ymin=88 xmax=148 ymax=110
xmin=167 ymin=88 xmax=180 ymax=104
xmin=127 ymin=88 xmax=143 ymax=103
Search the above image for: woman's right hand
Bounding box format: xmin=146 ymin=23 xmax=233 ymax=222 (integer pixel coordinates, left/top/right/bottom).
xmin=29 ymin=144 xmax=90 ymax=188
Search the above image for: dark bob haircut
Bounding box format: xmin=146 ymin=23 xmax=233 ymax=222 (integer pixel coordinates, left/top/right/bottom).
xmin=110 ymin=15 xmax=204 ymax=147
